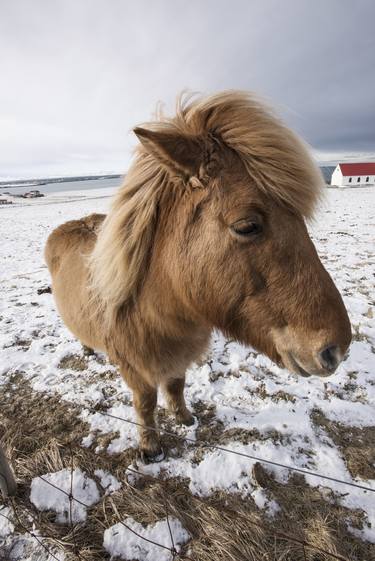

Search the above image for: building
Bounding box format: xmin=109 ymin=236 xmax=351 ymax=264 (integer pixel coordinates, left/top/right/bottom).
xmin=23 ymin=189 xmax=44 ymax=198
xmin=331 ymin=163 xmax=375 ymax=187
xmin=0 ymin=198 xmax=13 ymax=205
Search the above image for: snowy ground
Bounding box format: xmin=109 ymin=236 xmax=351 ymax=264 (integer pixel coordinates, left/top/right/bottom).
xmin=0 ymin=186 xmax=374 ymax=559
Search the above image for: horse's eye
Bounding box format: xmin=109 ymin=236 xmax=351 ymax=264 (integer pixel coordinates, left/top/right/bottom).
xmin=231 ymin=220 xmax=263 ymax=237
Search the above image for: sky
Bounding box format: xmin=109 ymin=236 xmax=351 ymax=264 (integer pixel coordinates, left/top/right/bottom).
xmin=1 ymin=0 xmax=374 ymax=179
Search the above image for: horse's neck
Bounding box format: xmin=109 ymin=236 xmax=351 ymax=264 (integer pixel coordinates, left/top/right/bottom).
xmin=139 ymin=271 xmax=208 ymax=340
xmin=108 ymin=283 xmax=211 ymax=377
xmin=135 ymin=273 xmax=211 ymax=368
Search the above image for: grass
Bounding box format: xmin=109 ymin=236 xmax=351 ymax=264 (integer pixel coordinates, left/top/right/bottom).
xmin=1 ymin=375 xmax=374 ymax=561
xmin=312 ymin=409 xmax=375 ymax=480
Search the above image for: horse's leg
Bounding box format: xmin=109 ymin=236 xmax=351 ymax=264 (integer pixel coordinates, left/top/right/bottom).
xmin=120 ymin=367 xmax=162 ymax=461
xmin=163 ymin=376 xmax=194 ymax=426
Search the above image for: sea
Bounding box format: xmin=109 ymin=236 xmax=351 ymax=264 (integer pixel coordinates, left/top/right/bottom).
xmin=0 ymin=176 xmax=122 ymax=197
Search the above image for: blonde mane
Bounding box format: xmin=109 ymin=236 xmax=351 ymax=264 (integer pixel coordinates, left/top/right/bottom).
xmin=90 ymin=91 xmax=323 ymax=319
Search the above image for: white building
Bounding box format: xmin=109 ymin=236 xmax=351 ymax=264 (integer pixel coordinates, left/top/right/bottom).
xmin=331 ymin=163 xmax=375 ymax=187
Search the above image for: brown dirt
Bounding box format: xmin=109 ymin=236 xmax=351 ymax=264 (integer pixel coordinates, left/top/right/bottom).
xmin=0 ymin=378 xmax=374 ymax=561
xmin=58 ymin=354 xmax=89 ymax=371
xmin=248 ymin=382 xmax=297 ymax=404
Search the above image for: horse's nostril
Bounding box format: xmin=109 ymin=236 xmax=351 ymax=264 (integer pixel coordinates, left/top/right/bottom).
xmin=318 ymin=344 xmax=340 ymax=371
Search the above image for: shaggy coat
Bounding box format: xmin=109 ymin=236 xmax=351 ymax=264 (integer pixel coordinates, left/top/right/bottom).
xmin=45 ymin=92 xmax=351 ymax=460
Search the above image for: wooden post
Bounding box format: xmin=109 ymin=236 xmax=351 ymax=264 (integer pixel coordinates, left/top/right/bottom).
xmin=0 ymin=445 xmax=17 ymax=497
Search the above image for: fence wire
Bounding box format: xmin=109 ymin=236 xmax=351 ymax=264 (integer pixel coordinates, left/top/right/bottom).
xmin=25 ymin=455 xmax=351 ymax=561
xmin=36 ymin=460 xmax=192 ymax=561
xmin=1 ymin=415 xmax=369 ymax=561
xmin=0 ymin=502 xmax=62 ymax=561
xmin=91 ymin=408 xmax=375 ymax=494
xmin=122 ymin=465 xmax=351 ymax=561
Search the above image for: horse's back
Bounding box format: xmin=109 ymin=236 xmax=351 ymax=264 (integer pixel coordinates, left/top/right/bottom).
xmin=45 ymin=213 xmax=106 ymax=274
xmin=45 ymin=213 xmax=106 ymax=350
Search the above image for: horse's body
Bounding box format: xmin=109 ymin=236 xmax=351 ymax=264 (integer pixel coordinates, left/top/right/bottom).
xmin=46 ymin=213 xmax=211 ymax=387
xmin=45 ymin=92 xmax=351 ymax=460
xmin=45 ymin=213 xmax=106 ymax=351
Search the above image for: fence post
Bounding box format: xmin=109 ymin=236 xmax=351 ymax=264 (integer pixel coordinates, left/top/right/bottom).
xmin=0 ymin=445 xmax=17 ymax=497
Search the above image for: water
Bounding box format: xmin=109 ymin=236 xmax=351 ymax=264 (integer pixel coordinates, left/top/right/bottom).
xmin=0 ymin=176 xmax=122 ymax=196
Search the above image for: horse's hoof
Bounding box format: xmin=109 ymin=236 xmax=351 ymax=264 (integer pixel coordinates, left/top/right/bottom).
xmin=176 ymin=411 xmax=196 ymax=426
xmin=82 ymin=345 xmax=95 ymax=357
xmin=139 ymin=447 xmax=166 ymax=464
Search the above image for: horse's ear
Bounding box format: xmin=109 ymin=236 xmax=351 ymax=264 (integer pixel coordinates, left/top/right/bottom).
xmin=133 ymin=127 xmax=203 ymax=176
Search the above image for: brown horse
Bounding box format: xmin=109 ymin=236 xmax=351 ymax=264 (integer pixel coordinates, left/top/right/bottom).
xmin=45 ymin=92 xmax=351 ymax=461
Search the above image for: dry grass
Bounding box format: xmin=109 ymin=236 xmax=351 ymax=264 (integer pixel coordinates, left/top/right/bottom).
xmin=58 ymin=354 xmax=89 ymax=371
xmin=312 ymin=409 xmax=375 ymax=480
xmin=0 ymin=377 xmax=374 ymax=561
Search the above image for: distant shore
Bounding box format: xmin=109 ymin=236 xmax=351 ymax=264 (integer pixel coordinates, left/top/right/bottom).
xmin=0 ymin=173 xmax=123 ymax=189
xmin=0 ymin=175 xmax=123 ymax=197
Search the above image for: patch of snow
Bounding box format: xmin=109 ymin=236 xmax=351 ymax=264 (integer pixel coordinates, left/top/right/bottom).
xmin=252 ymin=489 xmax=280 ymax=516
xmin=6 ymin=533 xmax=65 ymax=561
xmin=30 ymin=468 xmax=100 ymax=523
xmin=80 ymin=404 xmax=139 ymax=453
xmin=103 ymin=516 xmax=190 ymax=561
xmin=94 ymin=469 xmax=121 ymax=494
xmin=0 ymin=505 xmax=14 ymax=537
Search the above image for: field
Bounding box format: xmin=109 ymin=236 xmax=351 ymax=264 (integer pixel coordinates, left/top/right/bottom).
xmin=0 ymin=186 xmax=374 ymax=560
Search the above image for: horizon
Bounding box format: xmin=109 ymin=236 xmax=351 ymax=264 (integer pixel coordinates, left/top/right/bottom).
xmin=2 ymin=157 xmax=375 ymax=184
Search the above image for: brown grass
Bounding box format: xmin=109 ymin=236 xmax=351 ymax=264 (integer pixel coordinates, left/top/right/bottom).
xmin=58 ymin=354 xmax=89 ymax=371
xmin=312 ymin=409 xmax=375 ymax=480
xmin=0 ymin=377 xmax=374 ymax=561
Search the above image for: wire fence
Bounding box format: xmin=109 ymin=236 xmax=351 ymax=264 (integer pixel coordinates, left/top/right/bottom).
xmin=0 ymin=450 xmax=193 ymax=561
xmin=93 ymin=409 xmax=375 ymax=494
xmin=1 ymin=408 xmax=373 ymax=561
xmin=0 ymin=461 xmax=352 ymax=561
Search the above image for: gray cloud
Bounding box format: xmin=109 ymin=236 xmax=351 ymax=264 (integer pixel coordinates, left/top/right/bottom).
xmin=0 ymin=0 xmax=374 ymax=177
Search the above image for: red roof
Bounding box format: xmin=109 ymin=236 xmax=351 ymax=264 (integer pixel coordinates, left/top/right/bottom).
xmin=339 ymin=163 xmax=375 ymax=176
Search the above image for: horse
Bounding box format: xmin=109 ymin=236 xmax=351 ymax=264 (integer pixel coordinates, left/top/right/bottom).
xmin=45 ymin=91 xmax=351 ymax=461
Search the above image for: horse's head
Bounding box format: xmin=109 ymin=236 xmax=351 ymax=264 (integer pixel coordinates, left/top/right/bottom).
xmin=133 ymin=94 xmax=351 ymax=378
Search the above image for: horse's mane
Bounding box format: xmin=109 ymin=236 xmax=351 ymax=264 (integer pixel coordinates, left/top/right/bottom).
xmin=90 ymin=91 xmax=323 ymax=318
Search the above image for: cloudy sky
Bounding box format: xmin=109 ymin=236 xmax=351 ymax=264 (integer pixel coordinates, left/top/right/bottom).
xmin=1 ymin=0 xmax=374 ymax=179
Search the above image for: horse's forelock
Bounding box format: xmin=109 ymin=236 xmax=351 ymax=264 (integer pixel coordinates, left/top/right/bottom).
xmin=89 ymin=91 xmax=323 ymax=321
xmin=178 ymin=91 xmax=323 ymax=218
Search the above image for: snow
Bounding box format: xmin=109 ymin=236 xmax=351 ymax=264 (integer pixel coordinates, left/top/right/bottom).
xmin=94 ymin=469 xmax=122 ymax=494
xmin=30 ymin=468 xmax=100 ymax=523
xmin=81 ymin=404 xmax=139 ymax=453
xmin=0 ymin=506 xmax=14 ymax=537
xmin=3 ymin=533 xmax=65 ymax=561
xmin=0 ymin=186 xmax=374 ymax=550
xmin=0 ymin=504 xmax=64 ymax=561
xmin=103 ymin=516 xmax=190 ymax=561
